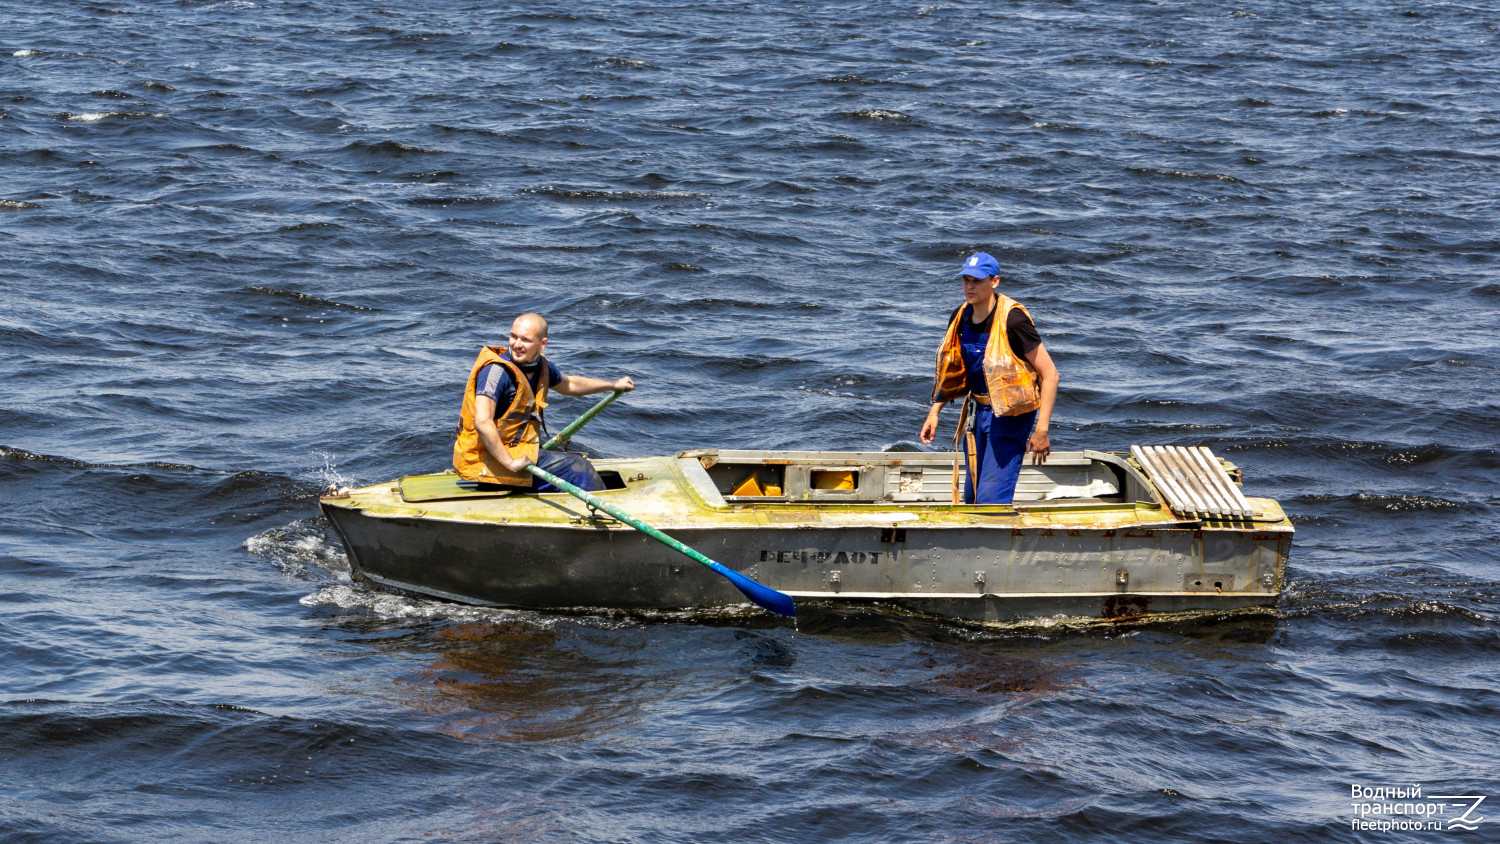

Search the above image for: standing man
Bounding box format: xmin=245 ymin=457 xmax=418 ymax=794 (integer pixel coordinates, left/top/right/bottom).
xmin=919 ymin=253 xmax=1059 ymax=504
xmin=453 ymin=313 xmax=634 ymax=492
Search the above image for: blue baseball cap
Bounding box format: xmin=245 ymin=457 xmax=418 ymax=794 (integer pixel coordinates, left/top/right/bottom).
xmin=958 ymin=252 xmax=999 ymax=279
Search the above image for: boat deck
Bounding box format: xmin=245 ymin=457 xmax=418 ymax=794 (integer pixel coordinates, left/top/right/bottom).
xmin=331 ymin=450 xmax=1290 ymax=534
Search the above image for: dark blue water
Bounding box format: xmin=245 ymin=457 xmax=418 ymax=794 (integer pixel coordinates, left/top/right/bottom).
xmin=4 ymin=0 xmax=1498 ymax=840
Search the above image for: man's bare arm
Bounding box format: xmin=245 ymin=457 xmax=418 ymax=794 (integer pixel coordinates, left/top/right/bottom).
xmin=554 ymin=374 xmax=635 ymax=397
xmin=473 ymin=394 xmax=532 ymax=473
xmin=920 ymin=401 xmax=947 ymax=444
xmin=1024 ymin=343 xmax=1058 ymax=464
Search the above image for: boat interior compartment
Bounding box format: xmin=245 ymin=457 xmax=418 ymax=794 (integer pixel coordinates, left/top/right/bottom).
xmin=680 ymin=449 xmax=1158 ymax=506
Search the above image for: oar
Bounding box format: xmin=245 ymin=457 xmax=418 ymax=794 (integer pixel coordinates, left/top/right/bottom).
xmin=526 ymin=462 xmax=796 ymax=618
xmin=542 ymin=390 xmax=623 ymax=451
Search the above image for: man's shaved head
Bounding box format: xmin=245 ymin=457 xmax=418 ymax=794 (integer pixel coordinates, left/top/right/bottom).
xmin=507 ymin=313 xmax=550 ymax=365
xmin=514 ymin=312 xmax=549 ymax=339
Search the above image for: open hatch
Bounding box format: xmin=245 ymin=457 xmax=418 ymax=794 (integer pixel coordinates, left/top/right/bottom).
xmin=680 ymin=449 xmax=1161 ymax=507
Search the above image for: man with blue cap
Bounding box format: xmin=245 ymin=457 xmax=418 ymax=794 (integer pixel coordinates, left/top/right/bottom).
xmin=920 ymin=252 xmax=1059 ymax=504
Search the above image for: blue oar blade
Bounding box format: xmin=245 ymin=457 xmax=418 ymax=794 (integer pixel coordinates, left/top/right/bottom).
xmin=705 ymin=560 xmax=797 ymax=618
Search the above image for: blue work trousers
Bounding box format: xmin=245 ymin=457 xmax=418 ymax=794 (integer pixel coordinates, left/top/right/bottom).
xmin=964 ymin=405 xmax=1038 ymax=505
xmin=529 ymin=448 xmax=605 ymax=493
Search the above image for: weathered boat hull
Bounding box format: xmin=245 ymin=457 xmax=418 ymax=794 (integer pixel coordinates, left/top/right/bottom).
xmin=319 ymin=449 xmax=1292 ymax=623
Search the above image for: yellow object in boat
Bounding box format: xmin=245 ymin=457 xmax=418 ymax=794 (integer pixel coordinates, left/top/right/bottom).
xmin=811 ymin=470 xmax=855 ymax=490
xmin=731 ymin=473 xmax=783 ymax=496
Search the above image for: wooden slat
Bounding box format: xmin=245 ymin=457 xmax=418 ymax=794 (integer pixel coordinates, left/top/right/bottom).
xmin=1135 ymin=446 xmax=1199 ymax=515
xmin=1180 ymin=447 xmax=1235 ymax=515
xmin=1131 ymin=445 xmax=1250 ymax=519
xmin=1164 ymin=446 xmax=1227 ymax=515
xmin=1139 ymin=446 xmax=1199 ymax=516
xmin=1130 ymin=447 xmax=1172 ymax=510
xmin=1190 ymin=446 xmax=1253 ymax=516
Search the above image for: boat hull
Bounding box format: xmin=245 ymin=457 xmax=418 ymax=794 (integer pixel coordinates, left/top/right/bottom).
xmin=321 ymin=480 xmax=1290 ymax=622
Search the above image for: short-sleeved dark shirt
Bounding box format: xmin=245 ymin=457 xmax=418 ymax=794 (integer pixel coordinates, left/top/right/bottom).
xmin=950 ymin=302 xmax=1042 ymax=396
xmin=475 ymin=355 xmax=562 ymax=419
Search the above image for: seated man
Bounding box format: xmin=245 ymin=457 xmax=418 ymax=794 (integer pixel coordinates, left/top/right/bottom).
xmin=452 ymin=312 xmax=633 ymax=492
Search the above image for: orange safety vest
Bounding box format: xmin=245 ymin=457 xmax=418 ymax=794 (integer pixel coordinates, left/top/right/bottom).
xmin=931 ymin=294 xmax=1041 ymax=416
xmin=452 ymin=347 xmax=551 ymax=485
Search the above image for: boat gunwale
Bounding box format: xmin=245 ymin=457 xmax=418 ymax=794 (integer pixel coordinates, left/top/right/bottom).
xmin=319 ymin=450 xmax=1290 ymax=532
xmin=324 ymin=498 xmax=1291 ymax=533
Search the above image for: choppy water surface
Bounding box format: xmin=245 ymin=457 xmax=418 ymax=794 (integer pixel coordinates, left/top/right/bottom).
xmin=4 ymin=0 xmax=1498 ymax=840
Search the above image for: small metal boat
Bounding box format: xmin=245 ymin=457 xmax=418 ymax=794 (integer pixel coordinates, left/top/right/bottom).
xmin=318 ymin=445 xmax=1291 ymax=623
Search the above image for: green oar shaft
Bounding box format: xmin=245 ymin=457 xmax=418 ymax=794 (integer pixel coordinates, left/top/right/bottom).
xmin=542 ymin=390 xmax=623 ymax=451
xmin=527 ymin=464 xmax=709 ymax=565
xmin=525 ymin=462 xmax=795 ymax=617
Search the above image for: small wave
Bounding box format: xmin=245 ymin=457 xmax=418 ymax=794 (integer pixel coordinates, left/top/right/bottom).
xmin=1297 ymin=492 xmax=1466 ymax=511
xmin=1285 ymin=589 xmax=1495 ymax=624
xmin=396 ymin=170 xmax=462 ymax=182
xmin=304 ymin=583 xmax=495 ymax=620
xmin=520 ymin=186 xmax=708 ymax=201
xmin=54 ymin=111 xmax=166 ymax=122
xmin=243 ymin=285 xmax=376 ymax=311
xmin=339 ymin=139 xmax=440 ymax=156
xmin=13 ymin=49 xmax=40 ymax=57
xmin=0 ymin=199 xmax=40 ymax=210
xmin=1127 ymin=167 xmax=1250 ymax=184
xmin=244 ymin=518 xmax=346 ymax=579
xmin=0 ymin=445 xmax=93 ymax=469
xmin=0 ymin=446 xmax=242 ymax=487
xmin=597 ymin=57 xmax=652 ymax=68
xmin=143 ymin=81 xmax=175 ymax=91
xmin=1231 ymin=438 xmax=1500 ymax=472
xmin=91 ymin=89 xmax=132 ymax=99
xmin=303 ymin=582 xmax=771 ymax=628
xmin=842 ymin=109 xmax=916 ymax=121
xmin=408 ymin=195 xmax=504 ymax=207
xmin=300 ymin=583 xmax=643 ymax=628
xmin=1031 ymin=121 xmax=1098 ymax=133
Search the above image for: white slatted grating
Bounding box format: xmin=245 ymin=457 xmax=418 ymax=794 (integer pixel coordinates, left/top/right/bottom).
xmin=1130 ymin=445 xmax=1254 ymax=519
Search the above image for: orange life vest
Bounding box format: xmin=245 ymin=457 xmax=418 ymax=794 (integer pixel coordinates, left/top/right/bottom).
xmin=451 ymin=347 xmax=550 ymax=485
xmin=931 ymin=294 xmax=1041 ymax=417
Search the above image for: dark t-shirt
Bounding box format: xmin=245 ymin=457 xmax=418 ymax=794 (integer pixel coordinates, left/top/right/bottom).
xmin=951 ymin=303 xmax=1042 ymax=396
xmin=476 ymin=356 xmax=562 ymax=418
